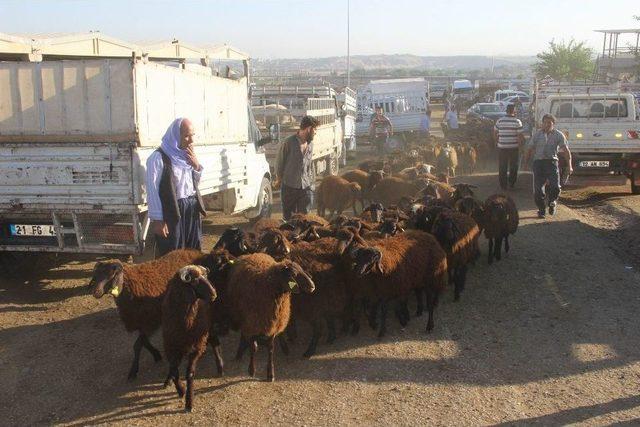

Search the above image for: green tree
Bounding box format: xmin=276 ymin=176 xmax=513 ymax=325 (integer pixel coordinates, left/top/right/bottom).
xmin=534 ymin=39 xmax=595 ymax=81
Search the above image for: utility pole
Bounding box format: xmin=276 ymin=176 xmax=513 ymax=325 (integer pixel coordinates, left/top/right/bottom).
xmin=347 ymin=0 xmax=351 ymax=88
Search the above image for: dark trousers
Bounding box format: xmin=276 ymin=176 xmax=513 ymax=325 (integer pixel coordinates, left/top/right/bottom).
xmin=155 ymin=195 xmax=202 ymax=257
xmin=498 ymin=147 xmax=520 ymax=190
xmin=373 ymin=135 xmax=387 ymax=154
xmin=281 ymin=185 xmax=313 ymax=221
xmin=532 ymin=159 xmax=561 ymax=211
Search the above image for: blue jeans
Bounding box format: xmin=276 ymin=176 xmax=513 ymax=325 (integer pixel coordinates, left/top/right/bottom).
xmin=532 ymin=159 xmax=560 ymax=211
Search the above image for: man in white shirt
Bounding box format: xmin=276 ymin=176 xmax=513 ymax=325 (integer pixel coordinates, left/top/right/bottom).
xmin=146 ymin=118 xmax=206 ymax=256
xmin=445 ymin=105 xmax=459 ymax=130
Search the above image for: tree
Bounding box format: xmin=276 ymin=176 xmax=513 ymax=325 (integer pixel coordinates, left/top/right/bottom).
xmin=534 ymin=39 xmax=595 ymax=82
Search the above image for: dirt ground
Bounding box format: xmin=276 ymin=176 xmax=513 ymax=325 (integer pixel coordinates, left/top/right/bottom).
xmin=3 ymin=140 xmax=640 ymax=425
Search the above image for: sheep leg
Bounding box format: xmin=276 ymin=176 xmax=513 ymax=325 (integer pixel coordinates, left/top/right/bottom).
xmin=167 ymin=363 xmax=185 ymax=398
xmin=367 ymin=299 xmax=380 ymax=330
xmin=184 ymin=352 xmax=201 ymax=413
xmin=278 ymin=335 xmax=290 ymax=356
xmin=141 ymin=334 xmax=162 ymax=363
xmin=488 ymin=238 xmax=494 ymax=265
xmin=414 ymin=287 xmax=425 ymax=317
xmin=325 ymin=316 xmax=337 ymax=344
xmin=394 ymin=299 xmax=410 ymax=327
xmin=505 ymin=235 xmax=510 ymax=253
xmin=235 ymin=336 xmax=249 ymax=361
xmin=209 ymin=334 xmax=224 ymax=377
xmin=426 ymin=290 xmax=438 ymax=333
xmin=266 ymin=336 xmax=276 ymax=382
xmin=127 ymin=334 xmax=145 ymax=381
xmin=495 ymin=236 xmax=503 ymax=261
xmin=377 ymin=301 xmax=389 ymax=339
xmin=303 ymin=319 xmax=322 ymax=359
xmin=248 ymin=339 xmax=258 ymax=377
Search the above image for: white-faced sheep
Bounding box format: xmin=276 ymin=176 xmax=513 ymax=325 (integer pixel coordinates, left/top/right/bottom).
xmin=162 ymin=265 xmax=217 ymax=412
xmin=483 ymin=194 xmax=519 ymax=264
xmin=225 ymin=253 xmax=315 ymax=381
xmin=90 ymin=249 xmax=205 ymax=380
xmin=436 ymin=144 xmax=458 ymax=177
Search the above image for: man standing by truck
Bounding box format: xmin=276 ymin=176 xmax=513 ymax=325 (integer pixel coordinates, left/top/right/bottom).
xmin=523 ymin=113 xmax=573 ymax=218
xmin=146 ymin=118 xmax=206 ymax=256
xmin=369 ymin=106 xmax=393 ymax=155
xmin=275 ymin=115 xmax=320 ymax=220
xmin=494 ymin=104 xmax=525 ymax=190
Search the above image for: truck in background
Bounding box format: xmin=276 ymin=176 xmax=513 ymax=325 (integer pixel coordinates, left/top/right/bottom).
xmin=251 ymin=85 xmax=344 ymax=176
xmin=355 ymin=78 xmax=429 ymax=136
xmin=337 ymin=87 xmax=357 ymax=165
xmin=0 ymin=51 xmax=273 ymax=255
xmin=534 ymin=80 xmax=640 ymax=193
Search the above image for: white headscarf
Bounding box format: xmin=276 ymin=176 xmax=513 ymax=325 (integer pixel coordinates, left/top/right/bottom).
xmin=160 ymin=118 xmax=192 ymax=170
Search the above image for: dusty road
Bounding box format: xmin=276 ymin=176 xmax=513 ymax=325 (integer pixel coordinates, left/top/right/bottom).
xmin=2 ymin=154 xmax=640 ymax=425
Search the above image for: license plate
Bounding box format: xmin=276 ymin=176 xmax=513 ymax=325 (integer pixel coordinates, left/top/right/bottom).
xmin=579 ymin=161 xmax=609 ymax=168
xmin=10 ymin=224 xmax=56 ymax=237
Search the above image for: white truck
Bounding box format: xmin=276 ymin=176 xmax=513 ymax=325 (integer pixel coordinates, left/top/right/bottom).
xmin=0 ymin=55 xmax=273 ymax=255
xmin=355 ymin=78 xmax=429 ymax=136
xmin=337 ymin=87 xmax=357 ymax=165
xmin=534 ymin=81 xmax=640 ymax=193
xmin=251 ymin=85 xmax=344 ymax=175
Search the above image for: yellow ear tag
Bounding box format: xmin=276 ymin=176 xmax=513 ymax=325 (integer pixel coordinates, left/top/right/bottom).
xmin=288 ymin=281 xmax=299 ymax=293
xmin=228 ymin=260 xmax=235 ymax=264
xmin=110 ymin=286 xmax=121 ymax=297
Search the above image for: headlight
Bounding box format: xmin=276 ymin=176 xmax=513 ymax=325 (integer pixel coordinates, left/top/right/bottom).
xmin=615 ymin=133 xmax=623 ymax=138
xmin=576 ymin=133 xmax=583 ymax=139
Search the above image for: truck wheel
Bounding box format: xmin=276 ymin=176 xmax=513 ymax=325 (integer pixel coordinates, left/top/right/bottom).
xmin=248 ymin=177 xmax=273 ymax=223
xmin=631 ymin=172 xmax=640 ymax=195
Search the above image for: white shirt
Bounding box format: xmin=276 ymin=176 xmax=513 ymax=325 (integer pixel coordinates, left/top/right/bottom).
xmin=445 ymin=110 xmax=459 ymax=129
xmin=145 ymin=151 xmax=202 ymax=221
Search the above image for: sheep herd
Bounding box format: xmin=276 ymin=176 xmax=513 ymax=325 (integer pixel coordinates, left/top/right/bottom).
xmin=89 ymin=138 xmax=519 ymax=412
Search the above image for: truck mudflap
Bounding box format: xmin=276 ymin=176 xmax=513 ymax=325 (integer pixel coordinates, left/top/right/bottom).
xmin=0 ymin=210 xmax=145 ymax=254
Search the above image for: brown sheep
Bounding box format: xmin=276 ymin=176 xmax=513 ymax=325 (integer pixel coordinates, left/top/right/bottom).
xmin=225 ymin=253 xmax=315 ymax=381
xmin=436 ymin=144 xmax=458 ymax=177
xmin=89 ymin=249 xmax=205 ymax=380
xmin=357 ymin=159 xmax=386 ymax=173
xmin=341 ymin=169 xmax=385 ymax=209
xmin=316 ymin=175 xmax=362 ymax=218
xmin=162 ymin=265 xmax=217 ymax=412
xmin=454 ymin=196 xmax=485 ymax=233
xmin=367 ymin=177 xmax=427 ymax=207
xmin=430 ymin=209 xmax=480 ymax=301
xmin=460 ymin=145 xmax=478 ymax=175
xmin=483 ymin=194 xmax=519 ymax=264
xmin=337 ymin=228 xmax=448 ymax=337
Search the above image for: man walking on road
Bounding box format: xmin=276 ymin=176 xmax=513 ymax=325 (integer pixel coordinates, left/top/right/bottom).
xmin=523 ymin=113 xmax=573 ymax=219
xmin=494 ymin=104 xmax=525 ymax=190
xmin=369 ymin=106 xmax=393 ymax=155
xmin=275 ymin=115 xmax=319 ymax=220
xmin=146 ymin=117 xmax=206 ymax=257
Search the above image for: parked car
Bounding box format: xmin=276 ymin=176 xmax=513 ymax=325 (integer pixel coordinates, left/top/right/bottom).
xmin=498 ymin=95 xmax=531 ymax=110
xmin=466 ymin=103 xmax=507 ymax=124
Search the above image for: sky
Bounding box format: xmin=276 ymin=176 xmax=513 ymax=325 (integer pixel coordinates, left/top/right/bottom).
xmin=1 ymin=0 xmax=639 ymax=58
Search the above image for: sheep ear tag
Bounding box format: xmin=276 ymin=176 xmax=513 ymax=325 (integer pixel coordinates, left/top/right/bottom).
xmin=288 ymin=281 xmax=300 ymax=294
xmin=109 ymin=286 xmax=121 ymax=297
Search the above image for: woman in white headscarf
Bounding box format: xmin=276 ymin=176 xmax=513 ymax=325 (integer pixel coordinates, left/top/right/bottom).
xmin=145 ymin=118 xmax=205 ymax=257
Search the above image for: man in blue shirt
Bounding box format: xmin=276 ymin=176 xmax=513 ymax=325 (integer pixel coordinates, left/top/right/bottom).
xmin=523 ymin=114 xmax=573 ymax=218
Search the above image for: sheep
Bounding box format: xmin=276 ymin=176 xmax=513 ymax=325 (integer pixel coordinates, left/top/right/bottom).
xmin=162 ymin=265 xmax=217 ymax=412
xmin=357 ymin=159 xmax=386 ymax=173
xmin=429 ymin=209 xmax=480 ymax=301
xmin=367 ymin=177 xmax=428 ymax=207
xmin=454 ymin=196 xmax=485 ymax=233
xmin=483 ymin=194 xmax=519 ymax=264
xmin=459 ymin=144 xmax=478 ymax=175
xmin=213 ymin=227 xmax=253 ymax=257
xmin=337 ymin=228 xmax=448 ymax=337
xmin=341 ymin=169 xmax=385 ymax=209
xmin=251 ymin=217 xmax=285 ymax=235
xmin=90 ymin=249 xmax=205 ymax=380
xmin=397 ymin=164 xmax=435 ymax=181
xmin=288 ymin=212 xmax=330 ymax=229
xmin=451 ymin=183 xmax=478 ymax=203
xmin=436 ymin=144 xmax=458 ymax=177
xmin=316 ymin=175 xmax=362 ymax=218
xmin=225 ymin=253 xmax=315 ymax=381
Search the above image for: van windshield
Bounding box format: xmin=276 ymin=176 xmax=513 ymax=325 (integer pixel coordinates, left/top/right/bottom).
xmin=550 ymin=98 xmax=629 ymax=119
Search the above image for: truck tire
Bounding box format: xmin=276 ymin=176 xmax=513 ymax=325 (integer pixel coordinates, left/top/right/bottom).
xmin=631 ymin=172 xmax=640 ymax=195
xmin=247 ymin=177 xmax=273 ymax=223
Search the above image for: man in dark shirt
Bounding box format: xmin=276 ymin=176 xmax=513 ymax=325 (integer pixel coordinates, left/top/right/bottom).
xmin=275 ymin=115 xmax=320 ymax=220
xmin=369 ymin=106 xmax=393 ymax=155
